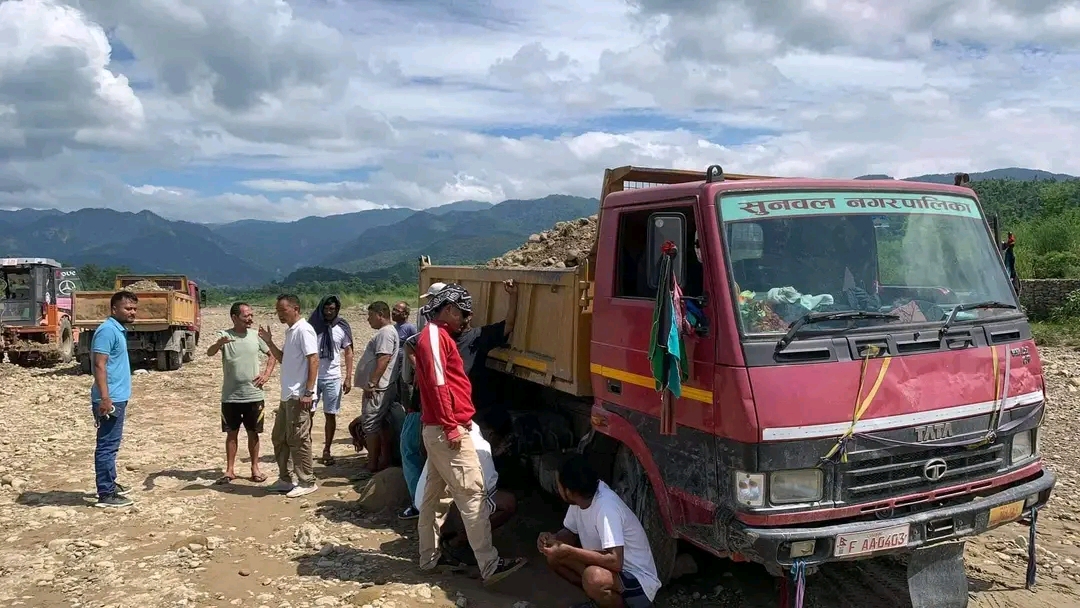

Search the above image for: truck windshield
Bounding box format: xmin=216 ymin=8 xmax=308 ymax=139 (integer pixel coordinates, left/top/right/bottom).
xmin=0 ymin=268 xmax=34 ymax=321
xmin=718 ymin=190 xmax=1018 ymax=335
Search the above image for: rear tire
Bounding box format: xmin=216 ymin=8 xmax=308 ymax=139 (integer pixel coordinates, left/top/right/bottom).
xmin=166 ymin=349 xmax=182 ymax=371
xmin=609 ymin=444 xmax=679 ymax=584
xmin=78 ymin=355 xmax=91 ymax=375
xmin=59 ymin=319 xmax=74 ymax=364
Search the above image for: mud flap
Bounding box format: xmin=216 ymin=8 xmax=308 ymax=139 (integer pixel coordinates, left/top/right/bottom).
xmin=907 ymin=541 xmax=968 ymax=608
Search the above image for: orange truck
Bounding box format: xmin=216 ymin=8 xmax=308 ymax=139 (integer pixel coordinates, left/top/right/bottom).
xmin=73 ymin=274 xmax=205 ymax=373
xmin=0 ymin=257 xmax=78 ymax=366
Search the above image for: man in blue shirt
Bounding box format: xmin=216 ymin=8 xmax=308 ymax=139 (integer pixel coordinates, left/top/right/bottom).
xmin=91 ymin=291 xmax=137 ymax=508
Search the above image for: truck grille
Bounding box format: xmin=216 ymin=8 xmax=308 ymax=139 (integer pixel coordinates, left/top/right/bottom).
xmin=841 ymin=441 xmax=1006 ymax=504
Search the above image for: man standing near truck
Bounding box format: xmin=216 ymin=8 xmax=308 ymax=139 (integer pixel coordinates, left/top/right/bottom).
xmin=355 ymin=301 xmax=400 ymax=473
xmin=91 ymin=290 xmax=138 ymax=508
xmin=207 ymin=302 xmax=276 ymax=484
xmin=259 ymin=294 xmax=320 ymax=499
xmin=309 ymin=296 xmax=354 ymax=466
xmin=413 ymin=284 xmax=526 ymax=586
xmin=450 ymin=279 xmax=518 ymax=444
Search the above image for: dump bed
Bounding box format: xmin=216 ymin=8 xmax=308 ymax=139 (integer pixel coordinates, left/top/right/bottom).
xmin=72 ymin=290 xmax=196 ymax=329
xmin=115 ymin=275 xmax=189 ymax=292
xmin=419 ymin=262 xmax=594 ymax=397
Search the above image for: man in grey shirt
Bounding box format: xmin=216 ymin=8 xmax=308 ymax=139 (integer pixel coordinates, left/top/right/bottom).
xmin=355 ymin=300 xmax=400 ymax=473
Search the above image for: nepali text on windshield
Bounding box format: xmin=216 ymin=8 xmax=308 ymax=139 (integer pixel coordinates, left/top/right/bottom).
xmin=718 ymin=191 xmax=1018 ymax=335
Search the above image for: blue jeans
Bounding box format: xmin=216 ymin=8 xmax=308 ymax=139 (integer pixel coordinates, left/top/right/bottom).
xmin=92 ymin=400 xmax=128 ymax=498
xmin=400 ymin=412 xmax=423 ymax=504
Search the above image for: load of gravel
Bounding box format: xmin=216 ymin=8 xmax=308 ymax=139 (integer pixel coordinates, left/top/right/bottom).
xmin=488 ymin=215 xmax=598 ymax=268
xmin=126 ymin=279 xmax=169 ymax=291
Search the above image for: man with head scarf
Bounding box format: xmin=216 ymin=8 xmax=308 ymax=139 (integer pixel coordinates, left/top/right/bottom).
xmin=308 ymin=296 xmax=354 ymax=466
xmin=412 ymin=284 xmax=526 ymax=587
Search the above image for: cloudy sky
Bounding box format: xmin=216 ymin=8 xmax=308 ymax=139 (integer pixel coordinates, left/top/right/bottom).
xmin=1 ymin=0 xmax=1078 ymax=223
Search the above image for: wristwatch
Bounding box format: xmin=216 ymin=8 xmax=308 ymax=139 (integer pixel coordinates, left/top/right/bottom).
xmin=303 ymin=389 xmax=315 ymax=397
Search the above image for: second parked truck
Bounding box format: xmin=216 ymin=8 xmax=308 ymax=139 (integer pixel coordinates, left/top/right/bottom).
xmin=419 ymin=166 xmax=1054 ymax=607
xmin=74 ymin=274 xmax=204 ymax=373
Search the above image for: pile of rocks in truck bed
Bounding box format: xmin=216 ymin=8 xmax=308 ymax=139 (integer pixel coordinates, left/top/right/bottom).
xmin=126 ymin=279 xmax=169 ymax=291
xmin=488 ymin=215 xmax=598 ymax=268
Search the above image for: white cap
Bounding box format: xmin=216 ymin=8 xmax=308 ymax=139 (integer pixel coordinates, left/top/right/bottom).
xmin=419 ymin=282 xmax=447 ymax=299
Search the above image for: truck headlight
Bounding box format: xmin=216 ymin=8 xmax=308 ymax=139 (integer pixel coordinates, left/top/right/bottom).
xmin=770 ymin=469 xmax=824 ymax=504
xmin=1011 ymin=430 xmax=1034 ymax=463
xmin=735 ymin=472 xmax=765 ymax=507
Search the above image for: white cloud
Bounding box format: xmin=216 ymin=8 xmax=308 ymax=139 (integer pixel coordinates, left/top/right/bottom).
xmin=0 ymin=0 xmax=1077 ymax=223
xmin=0 ymin=0 xmax=145 ymax=160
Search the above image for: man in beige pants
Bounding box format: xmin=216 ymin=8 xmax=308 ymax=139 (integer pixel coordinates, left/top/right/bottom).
xmin=259 ymin=294 xmax=320 ymax=499
xmin=411 ymin=285 xmax=526 ymax=586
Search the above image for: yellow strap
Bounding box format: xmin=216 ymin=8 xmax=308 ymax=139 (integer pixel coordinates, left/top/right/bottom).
xmin=822 ymin=345 xmax=892 ymax=463
xmin=971 ymin=346 xmax=1002 ymax=449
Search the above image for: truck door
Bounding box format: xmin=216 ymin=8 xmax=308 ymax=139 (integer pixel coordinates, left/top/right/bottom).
xmin=592 ymin=198 xmax=721 ymax=521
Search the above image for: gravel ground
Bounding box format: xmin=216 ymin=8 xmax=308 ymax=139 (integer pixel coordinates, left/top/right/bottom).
xmin=0 ymin=305 xmax=1078 ymax=608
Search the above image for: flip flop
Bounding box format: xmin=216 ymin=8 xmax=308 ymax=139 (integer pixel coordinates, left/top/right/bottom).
xmin=322 ymin=454 xmax=336 ymax=466
xmin=215 ymin=475 xmax=235 ymax=485
xmin=250 ymin=473 xmax=267 ymax=483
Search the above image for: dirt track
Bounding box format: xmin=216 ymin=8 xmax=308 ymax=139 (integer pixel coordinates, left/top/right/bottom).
xmin=1 ymin=305 xmax=1080 ymax=608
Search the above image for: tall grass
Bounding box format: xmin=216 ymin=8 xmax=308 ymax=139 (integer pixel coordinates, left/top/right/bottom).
xmin=1008 ymin=209 xmax=1080 ymax=280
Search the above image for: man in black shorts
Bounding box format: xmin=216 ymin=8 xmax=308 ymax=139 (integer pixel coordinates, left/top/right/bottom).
xmin=208 ymin=302 xmax=277 ymax=484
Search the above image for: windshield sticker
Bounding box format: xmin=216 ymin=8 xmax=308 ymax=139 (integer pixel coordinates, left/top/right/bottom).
xmin=720 ymin=191 xmax=982 ymax=222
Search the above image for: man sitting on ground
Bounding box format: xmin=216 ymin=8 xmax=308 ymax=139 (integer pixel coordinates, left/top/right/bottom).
xmin=538 ymin=454 xmax=661 ymax=608
xmin=413 ymin=424 xmax=516 ymax=563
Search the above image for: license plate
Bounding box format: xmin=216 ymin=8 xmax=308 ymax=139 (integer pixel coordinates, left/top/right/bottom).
xmin=834 ymin=524 xmax=909 ymax=557
xmin=988 ymin=500 xmax=1025 ymax=527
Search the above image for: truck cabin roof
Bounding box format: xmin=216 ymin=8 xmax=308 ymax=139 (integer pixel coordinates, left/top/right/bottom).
xmin=0 ymin=257 xmax=61 ymax=269
xmin=599 ymin=165 xmax=981 ymax=209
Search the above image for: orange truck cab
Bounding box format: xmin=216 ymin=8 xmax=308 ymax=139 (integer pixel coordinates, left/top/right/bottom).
xmin=420 ymin=165 xmax=1053 ymax=608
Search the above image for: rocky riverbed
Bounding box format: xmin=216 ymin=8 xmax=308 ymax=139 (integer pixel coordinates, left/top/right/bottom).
xmin=0 ymin=305 xmax=1078 ymax=608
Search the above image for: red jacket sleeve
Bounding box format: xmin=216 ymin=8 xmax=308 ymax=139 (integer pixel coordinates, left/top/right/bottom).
xmin=416 ymin=323 xmax=461 ymax=441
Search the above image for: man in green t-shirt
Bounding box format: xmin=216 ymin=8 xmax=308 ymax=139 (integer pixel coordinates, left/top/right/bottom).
xmin=207 ymin=302 xmax=277 ymax=483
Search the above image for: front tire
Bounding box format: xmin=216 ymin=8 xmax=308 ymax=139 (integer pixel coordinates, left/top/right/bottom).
xmin=609 ymin=444 xmax=678 ymax=584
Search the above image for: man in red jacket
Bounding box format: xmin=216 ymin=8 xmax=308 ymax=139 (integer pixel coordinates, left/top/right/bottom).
xmin=412 ymin=284 xmax=526 ymax=586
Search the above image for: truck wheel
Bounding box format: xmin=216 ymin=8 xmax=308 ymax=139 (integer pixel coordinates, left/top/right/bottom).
xmin=182 ymin=339 xmax=193 ymax=363
xmin=78 ymin=355 xmax=91 ymax=375
xmin=610 ymin=444 xmax=679 ymax=584
xmin=166 ymin=350 xmax=182 ymax=371
xmin=59 ymin=319 xmax=74 ymax=364
xmin=10 ymin=352 xmax=28 ymax=367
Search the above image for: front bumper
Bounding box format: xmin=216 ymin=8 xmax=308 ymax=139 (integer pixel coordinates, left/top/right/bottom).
xmin=730 ymin=468 xmax=1056 ymax=567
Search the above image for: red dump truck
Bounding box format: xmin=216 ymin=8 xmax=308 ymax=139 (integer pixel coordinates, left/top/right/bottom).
xmin=419 ymin=166 xmax=1054 ymax=607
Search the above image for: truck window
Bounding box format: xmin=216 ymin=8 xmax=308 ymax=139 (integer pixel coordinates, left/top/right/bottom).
xmin=615 ymin=206 xmax=704 ymax=299
xmin=718 ymin=190 xmax=1017 ymax=334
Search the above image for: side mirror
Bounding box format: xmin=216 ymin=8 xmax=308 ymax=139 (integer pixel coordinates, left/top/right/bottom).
xmin=646 ymin=212 xmax=686 ymax=290
xmin=199 ymin=290 xmax=207 ymax=304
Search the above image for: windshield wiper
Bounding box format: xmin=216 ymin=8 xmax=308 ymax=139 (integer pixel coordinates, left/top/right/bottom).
xmin=939 ymin=301 xmax=1018 ymax=337
xmin=775 ymin=310 xmax=900 ymax=354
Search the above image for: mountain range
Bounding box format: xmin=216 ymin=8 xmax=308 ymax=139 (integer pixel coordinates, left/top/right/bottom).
xmin=0 ymin=195 xmax=597 ymax=286
xmin=1 ymin=167 xmax=1074 ymax=287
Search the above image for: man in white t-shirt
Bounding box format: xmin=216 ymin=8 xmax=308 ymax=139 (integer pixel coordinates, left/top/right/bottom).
xmin=412 ymin=425 xmax=516 ymax=564
xmin=309 ymin=296 xmax=354 ymax=466
xmin=538 ymin=454 xmax=661 ymax=608
xmin=259 ymin=294 xmax=320 ymax=499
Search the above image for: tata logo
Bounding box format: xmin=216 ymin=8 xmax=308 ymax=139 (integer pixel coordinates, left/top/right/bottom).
xmin=914 ymin=421 xmax=953 ymax=442
xmin=922 ymin=458 xmax=948 ymax=481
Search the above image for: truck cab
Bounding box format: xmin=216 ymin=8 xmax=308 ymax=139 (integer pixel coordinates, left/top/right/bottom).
xmin=0 ymin=257 xmax=77 ymax=365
